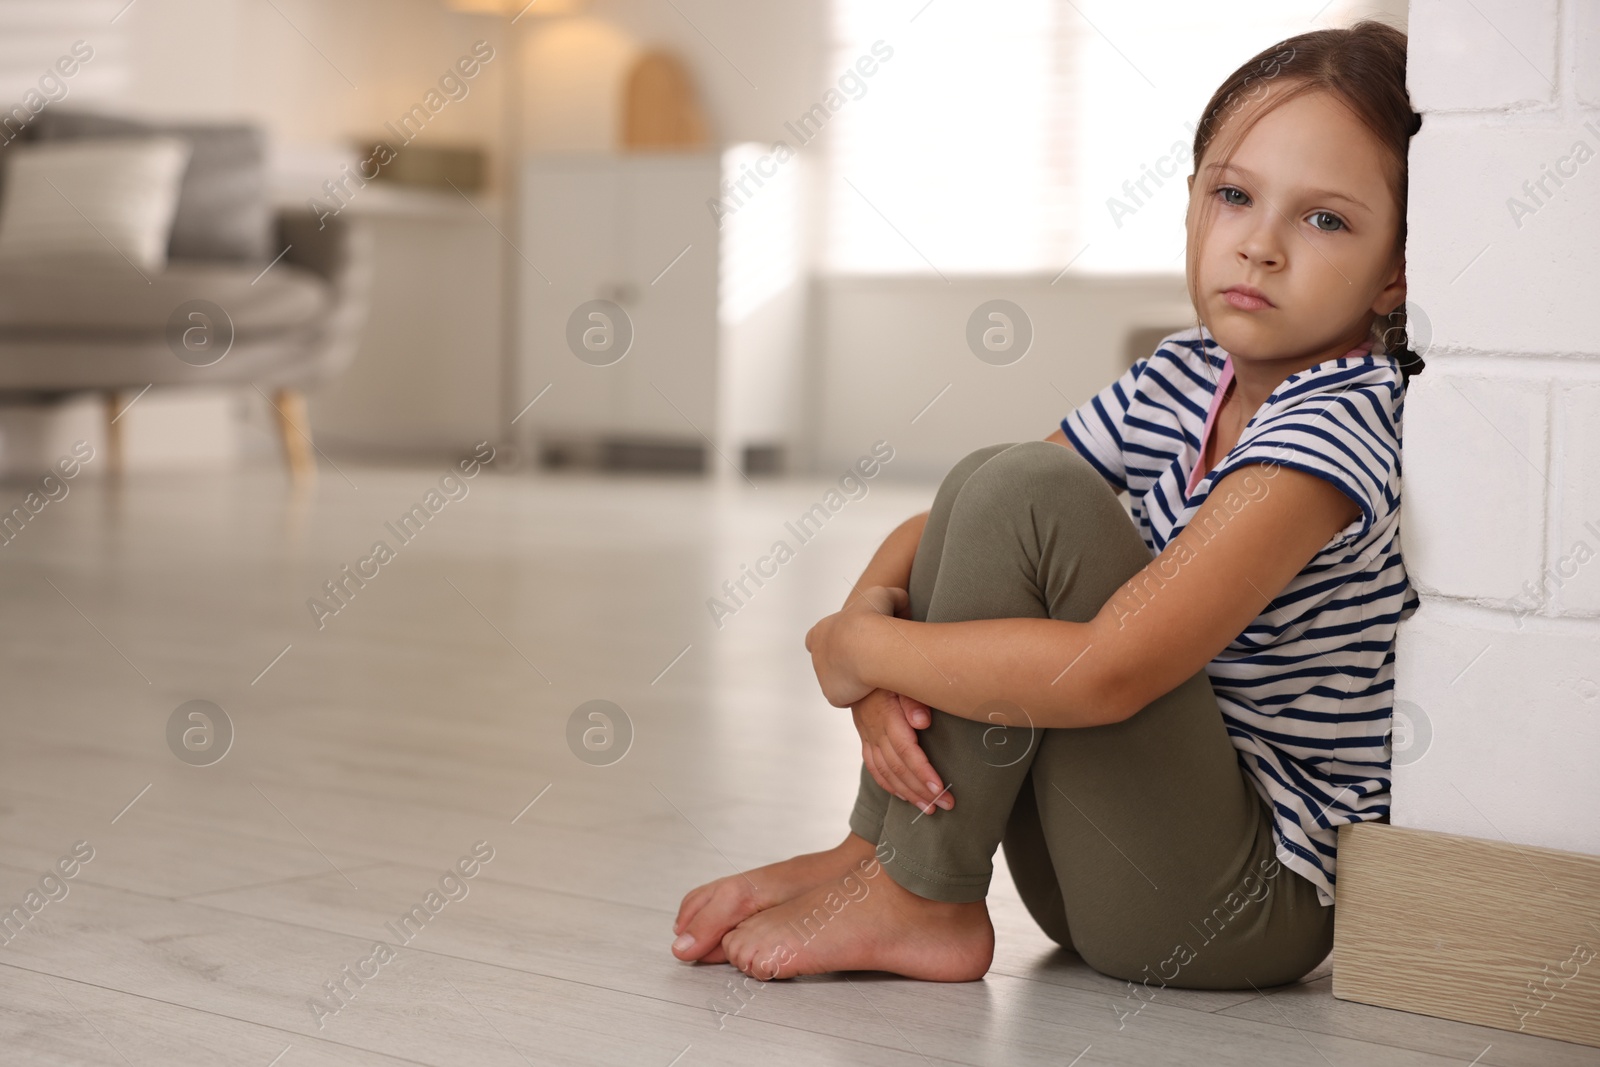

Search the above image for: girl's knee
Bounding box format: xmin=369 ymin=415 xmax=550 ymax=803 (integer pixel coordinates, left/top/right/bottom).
xmin=957 ymin=440 xmax=1102 ymax=510
xmin=945 ymin=443 xmax=1019 ymax=485
xmin=998 ymin=439 xmax=1097 ymax=480
xmin=935 ymin=443 xmax=1023 ymax=507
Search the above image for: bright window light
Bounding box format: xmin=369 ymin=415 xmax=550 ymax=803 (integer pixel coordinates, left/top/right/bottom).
xmin=825 ymin=0 xmax=1376 ymax=275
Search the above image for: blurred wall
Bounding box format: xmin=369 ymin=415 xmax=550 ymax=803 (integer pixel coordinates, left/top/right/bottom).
xmin=113 ymin=0 xmax=833 ymax=173
xmin=122 ymin=0 xmax=507 ymax=163
xmin=810 ymin=275 xmax=1193 ymax=479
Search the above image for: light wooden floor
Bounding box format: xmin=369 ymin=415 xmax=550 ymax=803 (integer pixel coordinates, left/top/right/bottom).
xmin=1 ymin=464 xmax=1592 ymax=1066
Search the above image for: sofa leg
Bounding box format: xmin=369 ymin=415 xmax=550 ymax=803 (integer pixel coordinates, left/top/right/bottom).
xmin=272 ymin=388 xmax=316 ymax=481
xmin=104 ymin=392 xmax=125 ymax=477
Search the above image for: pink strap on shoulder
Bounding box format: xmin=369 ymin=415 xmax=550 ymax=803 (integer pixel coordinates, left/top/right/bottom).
xmin=1186 ymin=354 xmax=1233 ymax=498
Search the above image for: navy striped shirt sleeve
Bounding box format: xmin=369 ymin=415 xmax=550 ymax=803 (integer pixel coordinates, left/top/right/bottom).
xmin=1060 ymin=357 xmax=1148 ymax=495
xmin=1212 ymin=377 xmax=1401 ymax=551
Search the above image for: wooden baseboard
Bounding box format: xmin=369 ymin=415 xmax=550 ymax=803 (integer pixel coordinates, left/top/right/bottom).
xmin=1333 ymin=821 xmax=1600 ymax=1048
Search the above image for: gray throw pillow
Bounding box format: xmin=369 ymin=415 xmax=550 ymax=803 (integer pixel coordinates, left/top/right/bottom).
xmin=32 ymin=109 xmax=271 ymax=264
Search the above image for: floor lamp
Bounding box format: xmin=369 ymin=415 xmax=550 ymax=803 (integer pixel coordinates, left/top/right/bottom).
xmin=443 ymin=0 xmax=589 ymax=462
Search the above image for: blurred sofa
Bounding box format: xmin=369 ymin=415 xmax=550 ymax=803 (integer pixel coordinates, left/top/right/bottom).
xmin=0 ymin=109 xmax=372 ymax=478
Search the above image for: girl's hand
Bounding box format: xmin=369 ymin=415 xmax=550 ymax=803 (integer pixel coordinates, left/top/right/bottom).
xmin=803 ymin=610 xmax=873 ymax=707
xmin=807 ymin=585 xmax=908 ymax=707
xmin=853 ymin=689 xmax=952 ymax=814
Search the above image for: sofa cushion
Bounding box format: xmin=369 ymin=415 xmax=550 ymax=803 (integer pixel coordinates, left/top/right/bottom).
xmin=0 ymin=138 xmax=192 ymax=273
xmin=0 ymin=261 xmax=329 ymax=338
xmin=31 ymin=110 xmax=272 ymax=264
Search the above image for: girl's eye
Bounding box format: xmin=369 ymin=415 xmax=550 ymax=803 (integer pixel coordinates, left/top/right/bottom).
xmin=1308 ymin=210 xmax=1346 ymax=232
xmin=1215 ymin=185 xmax=1249 ymax=206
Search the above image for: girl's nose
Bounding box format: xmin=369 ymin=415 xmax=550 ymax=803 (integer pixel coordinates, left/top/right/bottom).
xmin=1237 ymin=214 xmax=1288 ymax=268
xmin=1237 ymin=238 xmax=1282 ymax=269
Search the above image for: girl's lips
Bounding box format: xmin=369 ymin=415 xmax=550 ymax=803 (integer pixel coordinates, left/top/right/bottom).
xmin=1223 ymin=289 xmax=1273 ymax=311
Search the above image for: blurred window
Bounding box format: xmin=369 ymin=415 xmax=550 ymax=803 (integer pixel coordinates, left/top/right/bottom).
xmin=824 ymin=0 xmax=1372 ymax=275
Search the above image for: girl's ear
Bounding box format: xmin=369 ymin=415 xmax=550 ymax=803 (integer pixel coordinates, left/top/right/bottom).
xmin=1374 ymin=250 xmax=1406 ymax=316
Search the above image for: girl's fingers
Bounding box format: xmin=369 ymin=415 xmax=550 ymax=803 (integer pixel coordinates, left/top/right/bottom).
xmin=886 ymin=718 xmax=950 ymax=811
xmin=864 ymin=746 xmax=898 ymax=800
xmin=868 ymin=739 xmax=918 ymax=808
xmin=898 ymin=694 xmax=932 ymax=730
xmin=875 ymin=737 xmax=936 ymax=812
xmin=875 ymin=747 xmax=917 ymax=808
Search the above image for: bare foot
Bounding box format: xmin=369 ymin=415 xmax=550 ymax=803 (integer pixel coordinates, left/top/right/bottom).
xmin=720 ymin=859 xmax=994 ymax=982
xmin=672 ymin=832 xmax=881 ymax=964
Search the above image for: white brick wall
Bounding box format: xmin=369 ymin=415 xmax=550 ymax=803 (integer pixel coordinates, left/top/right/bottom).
xmin=1396 ymin=1 xmax=1600 ymax=855
xmin=1575 ymin=0 xmax=1600 ymax=108
xmin=1409 ymin=123 xmax=1600 ymax=354
xmin=1401 ymin=367 xmax=1549 ymax=602
xmin=1393 ymin=602 xmax=1600 ymax=856
xmin=1556 ymin=381 xmax=1600 ymax=612
xmin=1409 ymin=0 xmax=1559 ymax=111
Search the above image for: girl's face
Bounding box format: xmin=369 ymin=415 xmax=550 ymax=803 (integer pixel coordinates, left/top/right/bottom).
xmin=1184 ymin=85 xmax=1407 ymax=366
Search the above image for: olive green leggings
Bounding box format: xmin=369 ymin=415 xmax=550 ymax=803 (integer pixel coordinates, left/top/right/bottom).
xmin=847 ymin=441 xmax=1333 ymax=990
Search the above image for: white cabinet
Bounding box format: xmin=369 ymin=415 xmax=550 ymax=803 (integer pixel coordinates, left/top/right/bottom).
xmin=516 ymin=153 xmax=718 ymax=460
xmin=515 ymin=148 xmax=807 ymax=474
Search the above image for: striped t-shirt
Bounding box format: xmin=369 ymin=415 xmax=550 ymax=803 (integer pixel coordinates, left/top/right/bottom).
xmin=1061 ymin=325 xmax=1419 ymax=907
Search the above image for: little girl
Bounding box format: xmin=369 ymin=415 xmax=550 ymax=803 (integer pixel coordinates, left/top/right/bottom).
xmin=673 ymin=19 xmax=1423 ymax=991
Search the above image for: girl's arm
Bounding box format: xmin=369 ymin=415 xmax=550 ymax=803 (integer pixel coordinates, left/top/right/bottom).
xmin=808 ymin=462 xmax=1361 ymax=729
xmin=836 ymin=513 xmax=941 ymax=811
xmin=836 ymin=431 xmax=1076 ymax=811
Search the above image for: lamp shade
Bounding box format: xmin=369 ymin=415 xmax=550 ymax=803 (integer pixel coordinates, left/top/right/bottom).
xmin=445 ymin=0 xmax=588 ymax=14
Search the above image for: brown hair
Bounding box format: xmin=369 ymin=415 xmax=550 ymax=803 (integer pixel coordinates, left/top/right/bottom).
xmin=1186 ymin=19 xmax=1425 ymax=383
